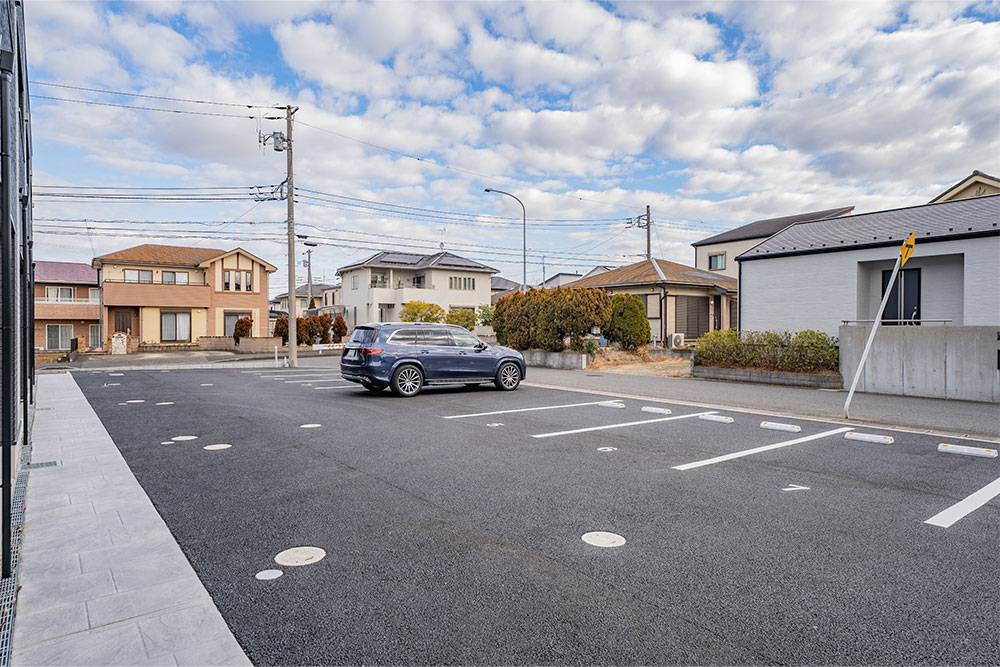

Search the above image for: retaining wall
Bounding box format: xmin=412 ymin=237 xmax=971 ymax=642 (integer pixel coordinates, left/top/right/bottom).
xmin=839 ymin=325 xmax=999 ymax=403
xmin=692 ymin=365 xmax=843 ymax=389
xmin=198 ymin=336 xmax=283 ymax=353
xmin=521 ymin=350 xmax=592 ymax=370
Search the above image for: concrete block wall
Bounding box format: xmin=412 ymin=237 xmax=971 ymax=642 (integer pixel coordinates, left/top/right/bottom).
xmin=839 ymin=325 xmax=999 ymax=402
xmin=198 ymin=336 xmax=282 ymax=353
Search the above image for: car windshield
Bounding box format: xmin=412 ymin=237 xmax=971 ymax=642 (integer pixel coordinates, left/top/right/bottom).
xmin=349 ymin=327 xmax=379 ymax=344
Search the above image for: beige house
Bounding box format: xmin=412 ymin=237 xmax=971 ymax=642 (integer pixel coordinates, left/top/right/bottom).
xmin=274 ymin=283 xmax=339 ymax=319
xmin=566 ymin=258 xmax=738 ymax=343
xmin=92 ymin=244 xmax=277 ymax=349
xmin=692 ymin=206 xmax=854 ymax=279
xmin=338 ymin=251 xmax=496 ymax=328
xmin=928 ymin=169 xmax=1000 ymax=203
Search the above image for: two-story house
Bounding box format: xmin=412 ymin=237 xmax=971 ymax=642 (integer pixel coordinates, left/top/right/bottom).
xmin=91 ymin=244 xmax=277 ymax=350
xmin=337 ymin=251 xmax=497 ymax=328
xmin=273 ymin=283 xmax=339 ymax=319
xmin=33 ymin=261 xmax=101 ymax=351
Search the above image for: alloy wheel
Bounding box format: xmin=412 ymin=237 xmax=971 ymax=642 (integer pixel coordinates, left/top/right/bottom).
xmin=500 ymin=364 xmax=520 ymax=389
xmin=397 ymin=367 xmax=421 ymax=395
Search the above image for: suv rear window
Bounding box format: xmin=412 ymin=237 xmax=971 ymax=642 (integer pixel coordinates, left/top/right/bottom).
xmin=349 ymin=327 xmax=379 ymax=344
xmin=419 ymin=329 xmax=453 ymax=346
xmin=388 ymin=329 xmax=419 ymax=345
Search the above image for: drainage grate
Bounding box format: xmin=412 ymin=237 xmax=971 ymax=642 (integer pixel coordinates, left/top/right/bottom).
xmin=0 ymin=456 xmax=31 ymax=665
xmin=21 ymin=461 xmax=56 ymax=470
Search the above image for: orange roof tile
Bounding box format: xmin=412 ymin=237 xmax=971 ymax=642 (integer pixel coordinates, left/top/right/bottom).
xmin=568 ymin=259 xmax=737 ymax=291
xmin=93 ymin=244 xmax=226 ymax=267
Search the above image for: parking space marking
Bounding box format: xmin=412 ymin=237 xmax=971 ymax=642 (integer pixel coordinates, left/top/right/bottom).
xmin=531 ymin=411 xmax=709 ymax=439
xmin=314 ymin=385 xmax=354 ymax=390
xmin=442 ymin=400 xmax=609 ymax=419
xmin=672 ymin=427 xmax=851 ymax=470
xmin=283 ymin=377 xmax=344 ymax=383
xmin=924 ymin=476 xmax=1000 ymax=528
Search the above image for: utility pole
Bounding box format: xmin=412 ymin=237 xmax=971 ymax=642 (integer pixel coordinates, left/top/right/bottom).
xmin=284 ymin=105 xmax=298 ymax=367
xmin=304 ymin=247 xmax=313 ymax=308
xmin=542 ymin=256 xmax=546 ymax=287
xmin=646 ymin=204 xmax=652 ymax=260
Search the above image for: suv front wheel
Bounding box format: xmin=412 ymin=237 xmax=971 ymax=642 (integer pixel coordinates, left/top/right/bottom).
xmin=391 ymin=364 xmax=424 ymax=397
xmin=494 ymin=362 xmax=521 ymax=391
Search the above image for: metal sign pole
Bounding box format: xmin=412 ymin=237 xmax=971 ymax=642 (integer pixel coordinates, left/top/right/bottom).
xmin=843 ymin=231 xmax=915 ymax=418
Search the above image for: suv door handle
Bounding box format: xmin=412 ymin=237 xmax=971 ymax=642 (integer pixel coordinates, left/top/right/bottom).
xmin=458 ymin=351 xmax=468 ymax=355
xmin=420 ymin=350 xmax=429 ymax=354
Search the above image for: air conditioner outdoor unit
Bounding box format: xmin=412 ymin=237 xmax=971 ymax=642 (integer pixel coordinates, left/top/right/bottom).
xmin=670 ymin=333 xmax=685 ymax=348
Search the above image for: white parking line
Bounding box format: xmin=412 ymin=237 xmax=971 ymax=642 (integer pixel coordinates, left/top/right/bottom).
xmin=272 ymin=374 xmax=342 ymax=380
xmin=284 ymin=377 xmax=343 ymax=383
xmin=244 ymin=370 xmax=334 ymax=375
xmin=532 ymin=411 xmax=710 ymax=439
xmin=442 ymin=401 xmax=609 ymax=419
xmin=315 ymin=385 xmax=355 ymax=390
xmin=672 ymin=427 xmax=851 ymax=470
xmin=924 ymin=476 xmax=1000 ymax=528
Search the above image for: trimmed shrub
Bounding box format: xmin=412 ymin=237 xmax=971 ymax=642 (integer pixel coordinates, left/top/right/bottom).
xmin=694 ymin=329 xmax=839 ymax=373
xmin=232 ymin=317 xmax=253 ymax=346
xmin=493 ymin=290 xmax=531 ymax=350
xmin=316 ymin=313 xmax=333 ymax=343
xmin=493 ymin=287 xmax=612 ymax=351
xmin=477 ymin=304 xmax=494 ymax=327
xmin=332 ymin=315 xmax=347 ymax=343
xmin=445 ymin=307 xmax=477 ymax=331
xmin=400 ymin=300 xmax=445 ymax=323
xmin=604 ymin=293 xmax=651 ymax=350
xmin=273 ymin=316 xmax=288 ymax=344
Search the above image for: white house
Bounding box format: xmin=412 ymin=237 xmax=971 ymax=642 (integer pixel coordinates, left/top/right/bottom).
xmin=337 ymin=251 xmax=497 ymax=328
xmin=737 ymin=194 xmax=1000 ymax=337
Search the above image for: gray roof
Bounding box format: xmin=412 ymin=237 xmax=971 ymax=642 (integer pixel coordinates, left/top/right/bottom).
xmin=337 ymin=251 xmax=498 ymax=275
xmin=692 ymin=206 xmax=855 ymax=247
xmin=491 ymin=276 xmax=521 ymax=291
xmin=274 ymin=282 xmax=339 ymax=298
xmin=738 ymin=194 xmax=1000 ymax=262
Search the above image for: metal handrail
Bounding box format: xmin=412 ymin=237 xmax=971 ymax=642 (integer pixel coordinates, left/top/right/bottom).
xmin=841 ymin=319 xmax=952 ymax=325
xmin=102 ymin=279 xmax=209 ymax=286
xmin=35 ymin=297 xmax=100 ymax=304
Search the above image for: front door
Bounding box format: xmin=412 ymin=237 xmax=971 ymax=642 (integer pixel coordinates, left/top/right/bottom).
xmin=449 ymin=328 xmax=493 ymax=378
xmin=881 ymin=268 xmax=921 ymax=324
xmin=712 ymin=295 xmax=722 ymax=330
xmin=113 ymin=310 xmax=132 ymax=334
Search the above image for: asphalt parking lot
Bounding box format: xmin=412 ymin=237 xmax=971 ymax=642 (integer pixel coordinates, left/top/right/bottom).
xmin=74 ymin=366 xmax=999 ymax=665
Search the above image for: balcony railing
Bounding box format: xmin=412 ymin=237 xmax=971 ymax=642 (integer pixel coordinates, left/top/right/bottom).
xmin=36 ymin=297 xmax=100 ymax=304
xmin=102 ymin=278 xmax=209 ymax=286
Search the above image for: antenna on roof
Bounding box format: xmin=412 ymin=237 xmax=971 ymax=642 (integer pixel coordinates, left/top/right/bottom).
xmin=438 ymin=227 xmax=446 ymax=251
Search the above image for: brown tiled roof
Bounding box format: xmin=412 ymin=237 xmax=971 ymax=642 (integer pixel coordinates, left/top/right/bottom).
xmin=567 ymin=259 xmax=737 ymax=291
xmin=92 ymin=244 xmax=226 ymax=267
xmin=34 ymin=260 xmax=98 ymax=284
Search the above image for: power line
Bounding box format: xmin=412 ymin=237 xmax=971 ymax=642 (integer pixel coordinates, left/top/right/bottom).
xmin=29 ymin=80 xmax=284 ymax=109
xmin=29 ymin=94 xmax=283 ymax=119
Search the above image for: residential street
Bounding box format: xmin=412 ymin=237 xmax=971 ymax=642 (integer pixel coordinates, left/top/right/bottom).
xmin=16 ymin=364 xmax=998 ymax=665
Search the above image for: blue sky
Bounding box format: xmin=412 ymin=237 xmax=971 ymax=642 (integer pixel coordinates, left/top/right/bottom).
xmin=26 ymin=0 xmax=1000 ymax=293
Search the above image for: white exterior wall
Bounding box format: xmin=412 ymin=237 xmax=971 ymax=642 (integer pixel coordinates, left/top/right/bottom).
xmin=338 ymin=266 xmax=493 ymax=328
xmin=739 ymin=236 xmax=1000 ymax=336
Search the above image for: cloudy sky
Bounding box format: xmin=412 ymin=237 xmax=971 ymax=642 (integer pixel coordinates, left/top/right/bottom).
xmin=27 ymin=0 xmax=1000 ymax=294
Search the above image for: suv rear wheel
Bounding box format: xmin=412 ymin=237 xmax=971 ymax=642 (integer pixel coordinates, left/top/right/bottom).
xmin=391 ymin=364 xmax=424 ymax=397
xmin=494 ymin=362 xmax=521 ymax=391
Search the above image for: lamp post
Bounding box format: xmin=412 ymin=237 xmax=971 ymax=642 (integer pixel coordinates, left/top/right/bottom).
xmin=484 ymin=188 xmax=526 ymax=292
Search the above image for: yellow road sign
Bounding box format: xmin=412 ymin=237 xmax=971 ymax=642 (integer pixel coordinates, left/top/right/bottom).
xmin=900 ymin=232 xmax=916 ymax=266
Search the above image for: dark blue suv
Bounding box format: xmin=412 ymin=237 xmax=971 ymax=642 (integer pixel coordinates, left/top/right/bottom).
xmin=340 ymin=323 xmax=526 ymax=397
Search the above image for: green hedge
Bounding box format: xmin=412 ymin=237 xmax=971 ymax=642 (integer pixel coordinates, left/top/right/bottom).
xmin=494 ymin=287 xmax=611 ymax=352
xmin=694 ymin=329 xmax=839 ymax=373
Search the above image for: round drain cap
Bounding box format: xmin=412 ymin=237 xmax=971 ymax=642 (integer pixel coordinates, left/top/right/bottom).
xmin=274 ymin=546 xmax=326 ymax=566
xmin=255 ymin=569 xmax=283 ymax=580
xmin=582 ymin=531 xmax=626 ymax=547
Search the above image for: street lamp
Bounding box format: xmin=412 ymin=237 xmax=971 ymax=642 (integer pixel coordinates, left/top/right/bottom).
xmin=484 ymin=188 xmax=526 ymax=292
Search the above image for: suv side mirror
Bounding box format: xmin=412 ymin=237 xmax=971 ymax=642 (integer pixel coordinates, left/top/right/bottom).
xmin=476 ymin=342 xmax=488 ymax=350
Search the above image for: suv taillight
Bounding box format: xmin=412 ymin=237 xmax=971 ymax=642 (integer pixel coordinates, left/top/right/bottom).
xmin=361 ymin=348 xmax=383 ymax=355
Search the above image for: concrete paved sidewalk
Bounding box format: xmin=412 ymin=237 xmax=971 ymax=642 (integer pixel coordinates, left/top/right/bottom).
xmin=12 ymin=373 xmax=249 ymax=666
xmin=527 ymin=367 xmax=1000 ymax=440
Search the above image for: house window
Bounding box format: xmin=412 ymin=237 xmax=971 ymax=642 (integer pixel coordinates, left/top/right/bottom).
xmin=225 ymin=312 xmax=251 ymax=336
xmin=245 ymin=271 xmax=252 ymax=291
xmin=708 ymin=254 xmax=725 ymax=271
xmin=223 ymin=271 xmax=231 ymax=291
xmin=46 ymin=286 xmax=73 ymax=301
xmin=46 ymin=324 xmax=73 ymax=350
xmin=413 ymin=275 xmax=425 ymax=288
xmin=89 ymin=324 xmax=100 ymax=348
xmin=161 ymin=311 xmax=192 ymax=342
xmin=123 ymin=269 xmax=152 ymax=283
xmin=89 ymin=288 xmax=100 ymax=302
xmin=352 ymin=275 xmax=359 ymax=290
xmin=449 ymin=277 xmax=475 ymax=290
xmin=234 ymin=272 xmax=242 ymax=291
xmin=881 ymin=268 xmax=921 ymax=325
xmin=162 ymin=271 xmax=189 ymax=285
xmin=371 ymin=272 xmax=387 ymax=288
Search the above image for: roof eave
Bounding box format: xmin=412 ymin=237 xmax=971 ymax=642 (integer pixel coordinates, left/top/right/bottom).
xmin=737 ymin=229 xmax=1000 ymax=262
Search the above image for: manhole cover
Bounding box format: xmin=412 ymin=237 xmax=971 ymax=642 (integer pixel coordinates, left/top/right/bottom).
xmin=274 ymin=546 xmax=326 ymax=566
xmin=582 ymin=531 xmax=626 ymax=547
